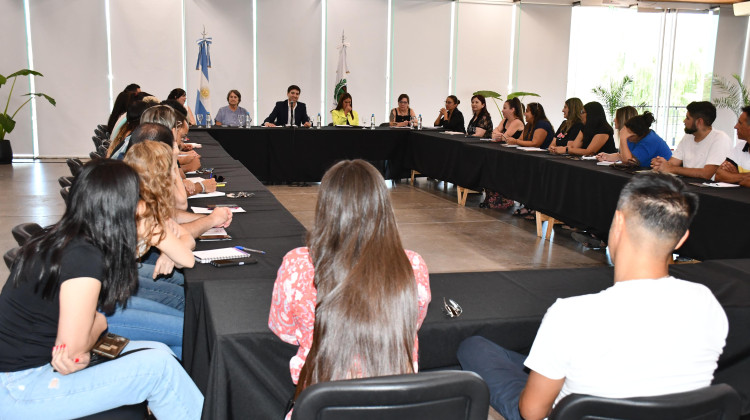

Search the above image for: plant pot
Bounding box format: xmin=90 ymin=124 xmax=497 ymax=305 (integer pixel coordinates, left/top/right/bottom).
xmin=0 ymin=140 xmax=12 ymax=164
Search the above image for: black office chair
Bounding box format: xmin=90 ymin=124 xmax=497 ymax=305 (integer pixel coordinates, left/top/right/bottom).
xmin=548 ymin=384 xmax=741 ymax=420
xmin=66 ymin=158 xmax=83 ymax=177
xmin=94 ymin=128 xmax=109 ymax=140
xmin=3 ymin=247 xmax=19 ymax=269
xmin=97 ymin=144 xmax=109 ymax=156
xmin=58 ymin=176 xmax=74 ymax=189
xmin=96 ymin=124 xmax=109 ymax=133
xmin=291 ymin=371 xmax=489 ymax=420
xmin=74 ymin=402 xmax=149 ymax=420
xmin=11 ymin=222 xmax=43 ymax=246
xmin=92 ymin=135 xmax=103 ymax=148
xmin=60 ymin=186 xmax=70 ymax=205
xmin=90 ymin=151 xmax=103 ymax=160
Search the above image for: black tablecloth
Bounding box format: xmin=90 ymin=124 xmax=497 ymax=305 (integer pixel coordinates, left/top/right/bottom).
xmin=190 ymin=260 xmax=750 ymax=419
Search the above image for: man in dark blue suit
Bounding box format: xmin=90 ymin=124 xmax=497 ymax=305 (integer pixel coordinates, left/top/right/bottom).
xmin=263 ymin=85 xmax=311 ymax=127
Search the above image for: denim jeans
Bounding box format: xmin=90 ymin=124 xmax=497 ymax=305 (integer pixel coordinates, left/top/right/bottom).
xmin=0 ymin=341 xmax=203 ymax=420
xmin=457 ymin=336 xmax=528 ymax=420
xmin=137 ymin=250 xmax=186 ymax=311
xmin=105 ymin=296 xmax=184 ymax=359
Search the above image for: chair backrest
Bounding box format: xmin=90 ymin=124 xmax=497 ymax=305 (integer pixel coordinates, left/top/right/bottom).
xmin=90 ymin=151 xmax=102 ymax=160
xmin=58 ymin=176 xmax=74 ymax=189
xmin=291 ymin=370 xmax=489 ymax=420
xmin=66 ymin=158 xmax=83 ymax=177
xmin=3 ymin=247 xmax=19 ymax=269
xmin=94 ymin=128 xmax=108 ymax=140
xmin=92 ymin=135 xmax=103 ymax=148
xmin=60 ymin=187 xmax=70 ymax=205
xmin=11 ymin=222 xmax=43 ymax=246
xmin=548 ymin=384 xmax=741 ymax=420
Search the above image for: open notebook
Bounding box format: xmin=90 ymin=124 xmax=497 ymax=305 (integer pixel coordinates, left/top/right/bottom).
xmin=193 ymin=247 xmax=251 ymax=263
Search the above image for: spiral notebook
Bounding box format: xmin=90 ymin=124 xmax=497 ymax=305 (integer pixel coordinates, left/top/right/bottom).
xmin=193 ymin=247 xmax=251 ymax=263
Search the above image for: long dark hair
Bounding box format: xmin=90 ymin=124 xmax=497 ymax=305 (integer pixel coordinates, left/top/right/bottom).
xmin=561 ymin=97 xmax=583 ymax=133
xmin=624 ymin=111 xmax=655 ymax=140
xmin=296 ymin=160 xmax=418 ymax=398
xmin=581 ymin=101 xmax=613 ymax=145
xmin=522 ymin=102 xmax=549 ymax=140
xmin=167 ymin=88 xmax=186 ymax=101
xmin=505 ymin=97 xmax=524 ymax=121
xmin=11 ymin=160 xmax=140 ymax=314
xmin=334 ymin=92 xmax=353 ymax=111
xmin=107 ymin=91 xmax=136 ymax=133
xmin=471 ymin=94 xmax=490 ymax=119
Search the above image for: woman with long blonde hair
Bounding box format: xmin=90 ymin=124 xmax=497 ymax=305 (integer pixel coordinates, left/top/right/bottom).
xmin=269 ymin=160 xmax=431 ymax=414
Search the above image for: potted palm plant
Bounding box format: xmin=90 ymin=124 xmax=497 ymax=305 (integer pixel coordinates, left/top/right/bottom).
xmin=0 ymin=69 xmax=56 ymax=163
xmin=712 ymin=74 xmax=750 ymax=118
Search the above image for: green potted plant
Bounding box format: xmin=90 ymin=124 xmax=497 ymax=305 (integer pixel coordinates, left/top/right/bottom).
xmin=472 ymin=90 xmax=541 ymax=115
xmin=0 ymin=69 xmax=56 ymax=163
xmin=592 ymin=75 xmax=633 ymax=126
xmin=712 ymin=74 xmax=750 ymax=118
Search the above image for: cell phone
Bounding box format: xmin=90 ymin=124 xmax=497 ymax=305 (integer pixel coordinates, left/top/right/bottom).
xmin=211 ymin=257 xmax=257 ymax=267
xmin=91 ymin=333 xmax=130 ymax=359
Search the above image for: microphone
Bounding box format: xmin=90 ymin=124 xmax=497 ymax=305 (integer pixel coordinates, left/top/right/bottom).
xmin=290 ymin=99 xmax=296 ymax=127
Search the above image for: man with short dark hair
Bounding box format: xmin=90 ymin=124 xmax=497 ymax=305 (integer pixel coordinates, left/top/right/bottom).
xmin=715 ymin=106 xmax=750 ymax=187
xmin=651 ymin=101 xmax=731 ymax=179
xmin=263 ymin=84 xmax=311 ymax=127
xmin=457 ymin=173 xmax=728 ymax=420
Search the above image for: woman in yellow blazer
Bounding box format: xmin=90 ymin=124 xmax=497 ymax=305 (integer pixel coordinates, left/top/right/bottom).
xmin=331 ymin=93 xmax=359 ymax=125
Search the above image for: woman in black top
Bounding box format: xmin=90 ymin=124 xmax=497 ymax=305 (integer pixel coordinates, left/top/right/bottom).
xmin=434 ymin=95 xmax=465 ymax=133
xmin=553 ymin=97 xmax=584 ymax=146
xmin=507 ymin=102 xmax=555 ymax=149
xmin=467 ymin=94 xmax=493 ymax=138
xmin=390 ymin=93 xmax=417 ymax=127
xmin=549 ymin=101 xmax=617 ymax=156
xmin=491 ymin=98 xmax=525 ymax=142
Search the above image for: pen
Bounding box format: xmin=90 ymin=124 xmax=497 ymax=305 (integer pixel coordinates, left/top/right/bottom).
xmin=234 ymin=246 xmax=266 ymax=255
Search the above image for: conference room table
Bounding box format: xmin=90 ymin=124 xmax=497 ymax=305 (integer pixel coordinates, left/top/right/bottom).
xmin=194 ymin=126 xmax=750 ymax=261
xmin=182 ymin=131 xmax=750 ymax=420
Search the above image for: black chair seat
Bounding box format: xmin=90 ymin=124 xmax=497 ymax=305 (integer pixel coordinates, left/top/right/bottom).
xmin=66 ymin=158 xmax=83 ymax=177
xmin=292 ymin=370 xmax=489 ymax=420
xmin=58 ymin=176 xmax=74 ymax=188
xmin=11 ymin=222 xmax=43 ymax=246
xmin=549 ymin=384 xmax=741 ymax=420
xmin=74 ymin=402 xmax=149 ymax=420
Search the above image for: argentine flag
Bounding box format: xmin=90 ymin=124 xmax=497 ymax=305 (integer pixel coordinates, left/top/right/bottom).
xmin=195 ymin=33 xmax=212 ymax=125
xmin=333 ymin=32 xmax=350 ymax=108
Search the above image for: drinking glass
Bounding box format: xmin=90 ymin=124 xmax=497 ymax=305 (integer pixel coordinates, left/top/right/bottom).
xmin=196 ymin=114 xmax=203 ymax=127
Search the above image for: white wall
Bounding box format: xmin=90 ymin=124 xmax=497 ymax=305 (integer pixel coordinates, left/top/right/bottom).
xmin=185 ymin=0 xmax=254 ymax=124
xmin=4 ymin=0 xmax=750 ymax=157
xmin=455 ymin=2 xmax=514 ymax=126
xmin=391 ymin=0 xmax=452 ymax=124
xmin=257 ymin=0 xmax=322 ymax=124
xmin=712 ymin=7 xmax=749 ymax=141
xmin=516 ymin=4 xmax=572 ymax=129
xmin=1 ymin=0 xmax=33 ymax=156
xmin=326 ymin=0 xmax=388 ymax=124
xmin=31 ymin=0 xmax=109 ymax=158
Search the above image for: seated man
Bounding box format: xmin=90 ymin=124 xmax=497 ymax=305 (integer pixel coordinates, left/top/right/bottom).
xmin=651 ymin=101 xmax=731 ymax=179
xmin=263 ymin=84 xmax=311 ymax=127
xmin=457 ymin=173 xmax=728 ymax=420
xmin=715 ymin=106 xmax=750 ymax=186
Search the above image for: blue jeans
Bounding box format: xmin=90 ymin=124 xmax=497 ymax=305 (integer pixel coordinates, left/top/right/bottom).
xmin=137 ymin=250 xmax=186 ymax=311
xmin=105 ymin=297 xmax=184 ymax=359
xmin=457 ymin=336 xmax=528 ymax=420
xmin=0 ymin=341 xmax=203 ymax=420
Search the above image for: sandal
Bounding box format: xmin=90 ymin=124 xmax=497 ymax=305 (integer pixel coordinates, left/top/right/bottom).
xmin=572 ymin=232 xmax=606 ymax=249
xmin=513 ymin=207 xmax=534 ymax=217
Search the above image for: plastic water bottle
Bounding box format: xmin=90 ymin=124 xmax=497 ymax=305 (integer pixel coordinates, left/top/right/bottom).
xmin=370 ymin=114 xmax=375 ymax=130
xmin=417 ymin=114 xmax=423 ymax=130
xmin=316 ymin=113 xmax=321 ymax=129
xmin=206 ymin=112 xmax=212 ymax=128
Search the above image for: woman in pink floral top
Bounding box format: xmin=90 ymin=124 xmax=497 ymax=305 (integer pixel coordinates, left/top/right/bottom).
xmin=268 ymin=159 xmax=432 ymax=405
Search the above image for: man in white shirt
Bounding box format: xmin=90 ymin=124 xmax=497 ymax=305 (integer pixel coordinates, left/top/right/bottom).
xmin=651 ymin=101 xmax=731 ymax=179
xmin=715 ymin=106 xmax=750 ymax=186
xmin=457 ymin=173 xmax=728 ymax=420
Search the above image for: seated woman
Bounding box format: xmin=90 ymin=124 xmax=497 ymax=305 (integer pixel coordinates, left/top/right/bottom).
xmin=434 ymin=95 xmax=465 ymax=133
xmin=167 ymin=88 xmax=196 ymax=125
xmin=491 ymin=98 xmax=525 ymax=142
xmin=613 ymin=105 xmax=638 ymax=133
xmin=106 ymin=100 xmax=152 ymax=159
xmin=269 ymin=160 xmax=431 ymax=416
xmin=467 ymin=94 xmax=493 ymax=138
xmin=214 ymin=90 xmax=249 ymax=126
xmin=597 ymin=111 xmax=671 ymax=167
xmin=0 ymin=160 xmax=203 ymax=419
xmin=549 ymin=101 xmax=617 ymax=156
xmin=507 ymin=102 xmax=554 ymax=149
xmin=331 ymin=92 xmax=359 ymax=126
xmin=553 ymin=97 xmax=584 ymax=146
xmin=390 ymin=93 xmax=417 ymax=127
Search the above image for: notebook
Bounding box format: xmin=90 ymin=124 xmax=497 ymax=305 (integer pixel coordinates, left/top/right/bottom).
xmin=193 ymin=247 xmax=251 ymax=263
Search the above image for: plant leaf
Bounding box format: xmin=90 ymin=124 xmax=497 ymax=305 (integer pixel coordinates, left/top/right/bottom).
xmin=0 ymin=75 xmax=6 ymax=87
xmin=0 ymin=114 xmax=16 ymax=135
xmin=7 ymin=69 xmax=43 ymax=78
xmin=473 ymin=90 xmax=502 ymax=100
xmin=507 ymin=92 xmax=541 ymax=100
xmin=22 ymin=93 xmax=56 ymax=106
